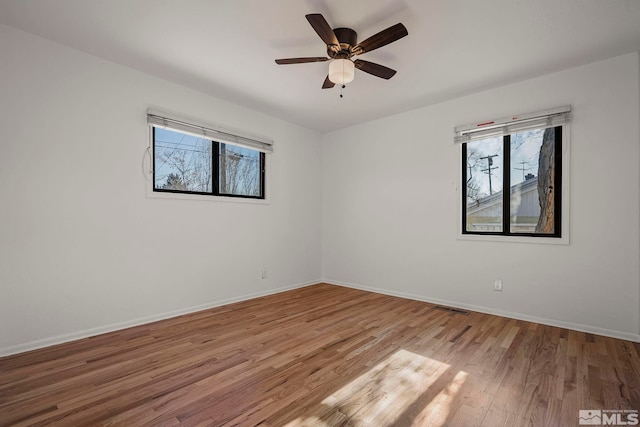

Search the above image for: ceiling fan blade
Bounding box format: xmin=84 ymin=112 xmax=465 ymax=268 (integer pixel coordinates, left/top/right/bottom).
xmin=354 ymin=59 xmax=397 ymax=79
xmin=322 ymin=75 xmax=335 ymax=89
xmin=275 ymin=57 xmax=330 ymax=65
xmin=353 ymin=23 xmax=408 ymax=54
xmin=306 ymin=13 xmax=340 ymax=51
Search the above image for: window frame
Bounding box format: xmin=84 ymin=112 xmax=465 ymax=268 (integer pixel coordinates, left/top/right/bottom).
xmin=455 ymin=108 xmax=571 ymax=245
xmin=461 ymin=125 xmax=563 ymax=238
xmin=152 ymin=127 xmax=266 ymax=200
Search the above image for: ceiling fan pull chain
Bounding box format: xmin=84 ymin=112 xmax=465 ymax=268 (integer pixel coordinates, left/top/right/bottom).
xmin=340 ymin=84 xmax=345 ymax=98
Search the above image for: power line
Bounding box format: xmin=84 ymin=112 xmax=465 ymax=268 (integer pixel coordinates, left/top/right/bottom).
xmin=479 ymin=154 xmax=499 ymax=195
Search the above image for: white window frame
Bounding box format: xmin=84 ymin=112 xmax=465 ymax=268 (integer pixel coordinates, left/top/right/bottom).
xmin=454 ymin=106 xmax=571 ymax=245
xmin=144 ymin=110 xmax=272 ymax=204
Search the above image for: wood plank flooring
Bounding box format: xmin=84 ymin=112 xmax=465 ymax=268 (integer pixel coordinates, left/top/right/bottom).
xmin=1 ymin=283 xmax=639 ymax=426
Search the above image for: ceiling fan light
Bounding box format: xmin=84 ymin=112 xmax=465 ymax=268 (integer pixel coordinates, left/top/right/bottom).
xmin=329 ymin=59 xmax=355 ymax=84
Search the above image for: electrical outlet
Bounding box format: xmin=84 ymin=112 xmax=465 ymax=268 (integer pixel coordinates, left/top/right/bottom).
xmin=494 ymin=279 xmax=503 ymax=292
xmin=261 ymin=268 xmax=268 ymax=279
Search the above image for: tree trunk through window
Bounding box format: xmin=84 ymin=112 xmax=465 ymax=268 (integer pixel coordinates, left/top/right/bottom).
xmin=536 ymin=128 xmax=555 ymax=233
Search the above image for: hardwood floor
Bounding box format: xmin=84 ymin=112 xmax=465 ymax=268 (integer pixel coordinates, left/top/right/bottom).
xmin=1 ymin=283 xmax=639 ymax=426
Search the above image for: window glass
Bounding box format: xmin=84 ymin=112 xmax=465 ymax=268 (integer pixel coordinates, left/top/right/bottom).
xmin=153 ymin=127 xmax=264 ymax=199
xmin=219 ymin=144 xmax=262 ymax=197
xmin=462 ymin=126 xmax=562 ymax=237
xmin=465 ymin=136 xmax=504 ymax=232
xmin=154 ymin=128 xmax=212 ymax=193
xmin=509 ymin=128 xmax=555 ymax=234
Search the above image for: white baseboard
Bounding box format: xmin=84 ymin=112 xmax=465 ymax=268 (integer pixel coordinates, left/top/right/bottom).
xmin=323 ymin=279 xmax=640 ymax=343
xmin=4 ymin=278 xmax=636 ymax=358
xmin=0 ymin=280 xmax=319 ymax=358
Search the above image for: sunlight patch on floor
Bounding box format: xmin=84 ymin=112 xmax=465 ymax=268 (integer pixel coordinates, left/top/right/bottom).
xmin=411 ymin=370 xmax=469 ymax=426
xmin=284 ymin=349 xmax=468 ymax=426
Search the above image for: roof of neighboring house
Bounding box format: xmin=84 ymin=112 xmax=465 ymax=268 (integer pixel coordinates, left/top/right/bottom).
xmin=467 ymin=176 xmax=538 ymax=215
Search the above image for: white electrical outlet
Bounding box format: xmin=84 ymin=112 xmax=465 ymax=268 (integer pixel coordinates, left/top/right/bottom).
xmin=261 ymin=268 xmax=268 ymax=279
xmin=494 ymin=279 xmax=503 ymax=292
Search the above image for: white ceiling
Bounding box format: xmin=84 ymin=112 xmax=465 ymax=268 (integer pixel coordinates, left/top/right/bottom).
xmin=1 ymin=0 xmax=640 ymax=132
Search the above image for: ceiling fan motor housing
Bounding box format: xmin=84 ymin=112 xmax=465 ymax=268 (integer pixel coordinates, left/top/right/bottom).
xmin=328 ymin=27 xmax=358 ymax=58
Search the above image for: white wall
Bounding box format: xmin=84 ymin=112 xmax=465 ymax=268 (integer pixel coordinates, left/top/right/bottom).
xmin=0 ymin=26 xmax=323 ymax=355
xmin=1 ymin=25 xmax=638 ymax=357
xmin=322 ymin=52 xmax=640 ymax=341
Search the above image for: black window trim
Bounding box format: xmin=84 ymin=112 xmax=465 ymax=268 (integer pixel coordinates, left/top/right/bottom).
xmin=461 ymin=125 xmax=563 ymax=238
xmin=152 ymin=127 xmax=266 ymax=200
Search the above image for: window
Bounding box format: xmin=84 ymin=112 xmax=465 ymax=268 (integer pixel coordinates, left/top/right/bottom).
xmin=148 ymin=112 xmax=272 ymax=200
xmin=456 ymin=106 xmax=569 ymax=238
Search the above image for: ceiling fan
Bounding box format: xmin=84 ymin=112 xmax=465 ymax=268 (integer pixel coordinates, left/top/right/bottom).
xmin=275 ymin=13 xmax=408 ymax=89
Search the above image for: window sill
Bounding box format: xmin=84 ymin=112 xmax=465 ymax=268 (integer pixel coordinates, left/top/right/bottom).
xmin=457 ymin=233 xmax=569 ymax=245
xmin=146 ymin=188 xmax=271 ymax=205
